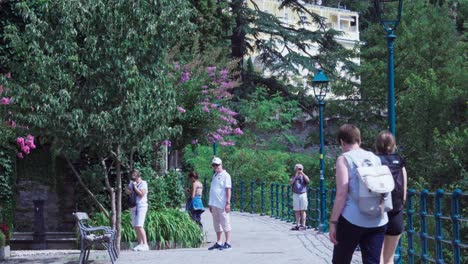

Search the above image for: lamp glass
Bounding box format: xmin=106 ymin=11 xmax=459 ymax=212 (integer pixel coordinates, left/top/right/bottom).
xmin=375 ymin=0 xmax=403 ymax=30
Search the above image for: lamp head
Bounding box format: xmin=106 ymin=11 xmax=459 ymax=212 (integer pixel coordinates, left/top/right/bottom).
xmin=375 ymin=0 xmax=403 ymax=31
xmin=311 ymin=69 xmax=330 ymax=102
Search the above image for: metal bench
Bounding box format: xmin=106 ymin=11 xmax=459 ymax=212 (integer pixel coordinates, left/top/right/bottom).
xmin=73 ymin=212 xmax=118 ymax=264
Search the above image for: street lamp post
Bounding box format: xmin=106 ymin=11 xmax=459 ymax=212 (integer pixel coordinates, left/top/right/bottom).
xmin=312 ymin=69 xmax=330 ymax=233
xmin=375 ymin=0 xmax=403 ymax=137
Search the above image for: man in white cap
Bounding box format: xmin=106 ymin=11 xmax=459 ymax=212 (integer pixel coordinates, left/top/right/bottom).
xmin=289 ymin=163 xmax=310 ymax=231
xmin=208 ymin=157 xmax=232 ymax=250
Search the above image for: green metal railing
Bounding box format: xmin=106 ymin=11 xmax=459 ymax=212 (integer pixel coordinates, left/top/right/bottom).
xmin=201 ymin=178 xmax=466 ymax=263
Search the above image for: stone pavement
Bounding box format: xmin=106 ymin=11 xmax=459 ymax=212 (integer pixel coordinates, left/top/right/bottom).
xmin=4 ymin=211 xmax=362 ymax=264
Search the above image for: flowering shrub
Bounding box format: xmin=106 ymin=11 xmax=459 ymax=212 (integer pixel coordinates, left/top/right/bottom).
xmin=169 ymin=60 xmax=243 ymax=149
xmin=0 ymin=223 xmax=9 ymax=241
xmin=0 ymin=72 xmax=36 ymax=159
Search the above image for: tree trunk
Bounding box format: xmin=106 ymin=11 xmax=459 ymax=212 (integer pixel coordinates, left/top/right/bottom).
xmin=101 ymin=158 xmax=116 ymax=230
xmin=115 ymin=148 xmax=123 ymax=253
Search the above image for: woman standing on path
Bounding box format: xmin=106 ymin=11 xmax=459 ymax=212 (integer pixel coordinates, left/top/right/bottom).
xmin=375 ymin=131 xmax=407 ymax=264
xmin=126 ymin=170 xmax=149 ymax=251
xmin=329 ymin=124 xmax=388 ymax=264
xmin=187 ymin=171 xmax=205 ymax=228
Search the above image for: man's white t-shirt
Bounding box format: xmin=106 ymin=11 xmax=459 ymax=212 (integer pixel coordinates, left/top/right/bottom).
xmin=209 ymin=170 xmax=232 ymax=209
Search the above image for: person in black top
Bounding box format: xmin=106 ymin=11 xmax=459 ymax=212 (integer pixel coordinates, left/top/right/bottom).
xmin=375 ymin=131 xmax=408 ymax=264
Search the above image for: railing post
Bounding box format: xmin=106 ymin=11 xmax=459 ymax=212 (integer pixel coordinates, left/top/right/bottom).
xmin=240 ymin=180 xmax=245 ymax=212
xmin=435 ymin=189 xmax=444 ymax=264
xmin=281 ymin=184 xmax=285 ymax=221
xmin=270 ymin=183 xmax=274 ymax=217
xmin=307 ymin=187 xmax=312 ymax=229
xmin=287 ymin=185 xmax=291 ymax=222
xmin=451 ymin=189 xmax=462 ymax=264
xmin=407 ymin=189 xmax=416 ymax=264
xmin=315 ymin=187 xmax=320 ymax=229
xmin=275 ymin=183 xmax=279 ymax=219
xmin=261 ymin=182 xmax=265 ymax=216
xmin=419 ymin=189 xmax=429 ymax=264
xmin=250 ymin=181 xmax=254 ymax=214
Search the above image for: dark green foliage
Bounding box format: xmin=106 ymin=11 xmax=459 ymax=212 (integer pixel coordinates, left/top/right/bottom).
xmin=92 ymin=209 xmax=203 ymax=249
xmin=0 ymin=231 xmax=5 ymax=248
xmin=184 ymin=145 xmax=336 ymax=189
xmin=145 ymin=170 xmax=185 ymax=211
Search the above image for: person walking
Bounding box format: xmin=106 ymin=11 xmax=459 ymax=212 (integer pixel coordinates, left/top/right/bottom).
xmin=329 ymin=124 xmax=388 ymax=264
xmin=187 ymin=171 xmax=205 ymax=228
xmin=375 ymin=131 xmax=407 ymax=264
xmin=289 ymin=164 xmax=310 ymax=231
xmin=207 ymin=157 xmax=232 ymax=250
xmin=126 ymin=170 xmax=149 ymax=251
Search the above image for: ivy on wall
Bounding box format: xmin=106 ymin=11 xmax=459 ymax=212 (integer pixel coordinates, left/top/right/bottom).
xmin=0 ymin=148 xmax=16 ymax=232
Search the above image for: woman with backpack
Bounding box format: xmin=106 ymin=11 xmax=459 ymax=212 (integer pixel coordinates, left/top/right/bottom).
xmin=329 ymin=124 xmax=388 ymax=264
xmin=375 ymin=131 xmax=407 ymax=264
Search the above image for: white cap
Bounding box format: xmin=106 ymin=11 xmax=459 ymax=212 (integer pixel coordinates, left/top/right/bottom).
xmin=295 ymin=164 xmax=304 ymax=170
xmin=212 ymin=157 xmax=222 ymax=165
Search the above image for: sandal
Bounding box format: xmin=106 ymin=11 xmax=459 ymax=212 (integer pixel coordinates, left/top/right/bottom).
xmin=290 ymin=225 xmax=300 ymax=231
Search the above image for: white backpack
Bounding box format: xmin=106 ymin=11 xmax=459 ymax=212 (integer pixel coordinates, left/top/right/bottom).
xmin=344 ymin=153 xmax=395 ymax=217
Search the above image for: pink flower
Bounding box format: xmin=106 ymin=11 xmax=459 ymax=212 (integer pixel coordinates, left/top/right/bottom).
xmin=180 ymin=71 xmax=190 ymax=83
xmin=220 ymin=140 xmax=235 ymax=146
xmin=233 ymin=128 xmax=244 ymax=135
xmin=202 ymin=106 xmax=210 ymax=113
xmin=6 ymin=72 xmax=11 ymax=79
xmin=17 ymin=152 xmax=24 ymax=159
xmin=202 ymin=90 xmax=208 ymax=94
xmin=162 ymin=140 xmax=172 ymax=147
xmin=210 ymin=103 xmax=218 ymax=109
xmin=220 ymin=69 xmax=228 ymax=78
xmin=191 ymin=139 xmax=198 ymax=145
xmin=16 ymin=137 xmax=25 ymax=146
xmin=21 ymin=145 xmax=30 ymax=154
xmin=0 ymin=97 xmax=11 ymax=105
xmin=25 ymin=135 xmax=36 ymax=149
xmin=202 ymin=85 xmax=208 ymax=89
xmin=207 ymin=66 xmax=216 ymax=77
xmin=173 ymin=62 xmax=180 ymax=70
xmin=177 ymin=106 xmax=186 ymax=113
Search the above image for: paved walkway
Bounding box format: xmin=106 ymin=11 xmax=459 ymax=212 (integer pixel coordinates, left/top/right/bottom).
xmin=4 ymin=212 xmax=362 ymax=264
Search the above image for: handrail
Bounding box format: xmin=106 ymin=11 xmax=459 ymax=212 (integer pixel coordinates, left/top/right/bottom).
xmin=204 ymin=179 xmax=467 ymax=264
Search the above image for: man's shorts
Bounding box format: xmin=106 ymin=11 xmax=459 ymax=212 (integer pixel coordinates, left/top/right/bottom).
xmin=131 ymin=206 xmax=148 ymax=227
xmin=211 ymin=206 xmax=231 ymax=232
xmin=293 ymin=192 xmax=308 ymax=211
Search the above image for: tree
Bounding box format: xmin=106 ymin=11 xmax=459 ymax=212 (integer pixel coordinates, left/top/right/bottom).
xmin=0 ymin=0 xmax=194 ymax=250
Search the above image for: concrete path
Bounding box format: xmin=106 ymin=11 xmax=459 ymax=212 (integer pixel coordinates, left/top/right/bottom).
xmin=4 ymin=211 xmax=362 ymax=264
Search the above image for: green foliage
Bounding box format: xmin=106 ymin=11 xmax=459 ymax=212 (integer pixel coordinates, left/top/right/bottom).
xmin=236 ymin=87 xmax=301 ymax=150
xmin=146 ymin=170 xmax=185 ymax=211
xmin=92 ymin=209 xmax=203 ymax=249
xmin=183 ymin=145 xmax=336 ymax=189
xmin=0 ymin=231 xmax=4 ymax=248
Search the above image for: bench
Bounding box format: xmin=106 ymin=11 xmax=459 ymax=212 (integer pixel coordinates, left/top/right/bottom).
xmin=73 ymin=212 xmax=118 ymax=264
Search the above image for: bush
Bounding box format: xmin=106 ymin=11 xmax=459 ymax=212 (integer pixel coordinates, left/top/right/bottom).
xmin=0 ymin=232 xmax=5 ymax=248
xmin=92 ymin=209 xmax=203 ymax=249
xmin=183 ymin=145 xmax=336 ymax=188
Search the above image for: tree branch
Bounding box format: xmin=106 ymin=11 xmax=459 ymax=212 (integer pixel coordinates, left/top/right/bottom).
xmin=64 ymin=156 xmax=110 ymax=218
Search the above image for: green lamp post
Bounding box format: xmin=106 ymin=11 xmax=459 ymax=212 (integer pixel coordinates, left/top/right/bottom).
xmin=312 ymin=69 xmax=330 ymax=233
xmin=375 ymin=0 xmax=403 ymax=138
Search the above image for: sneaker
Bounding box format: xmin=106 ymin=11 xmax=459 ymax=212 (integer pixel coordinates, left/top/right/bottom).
xmin=208 ymin=242 xmax=223 ymax=250
xmin=290 ymin=225 xmax=299 ymax=231
xmin=298 ymin=225 xmax=307 ymax=231
xmin=138 ymin=244 xmax=150 ymax=251
xmin=132 ymin=244 xmax=142 ymax=251
xmin=221 ymin=242 xmax=232 ymax=250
